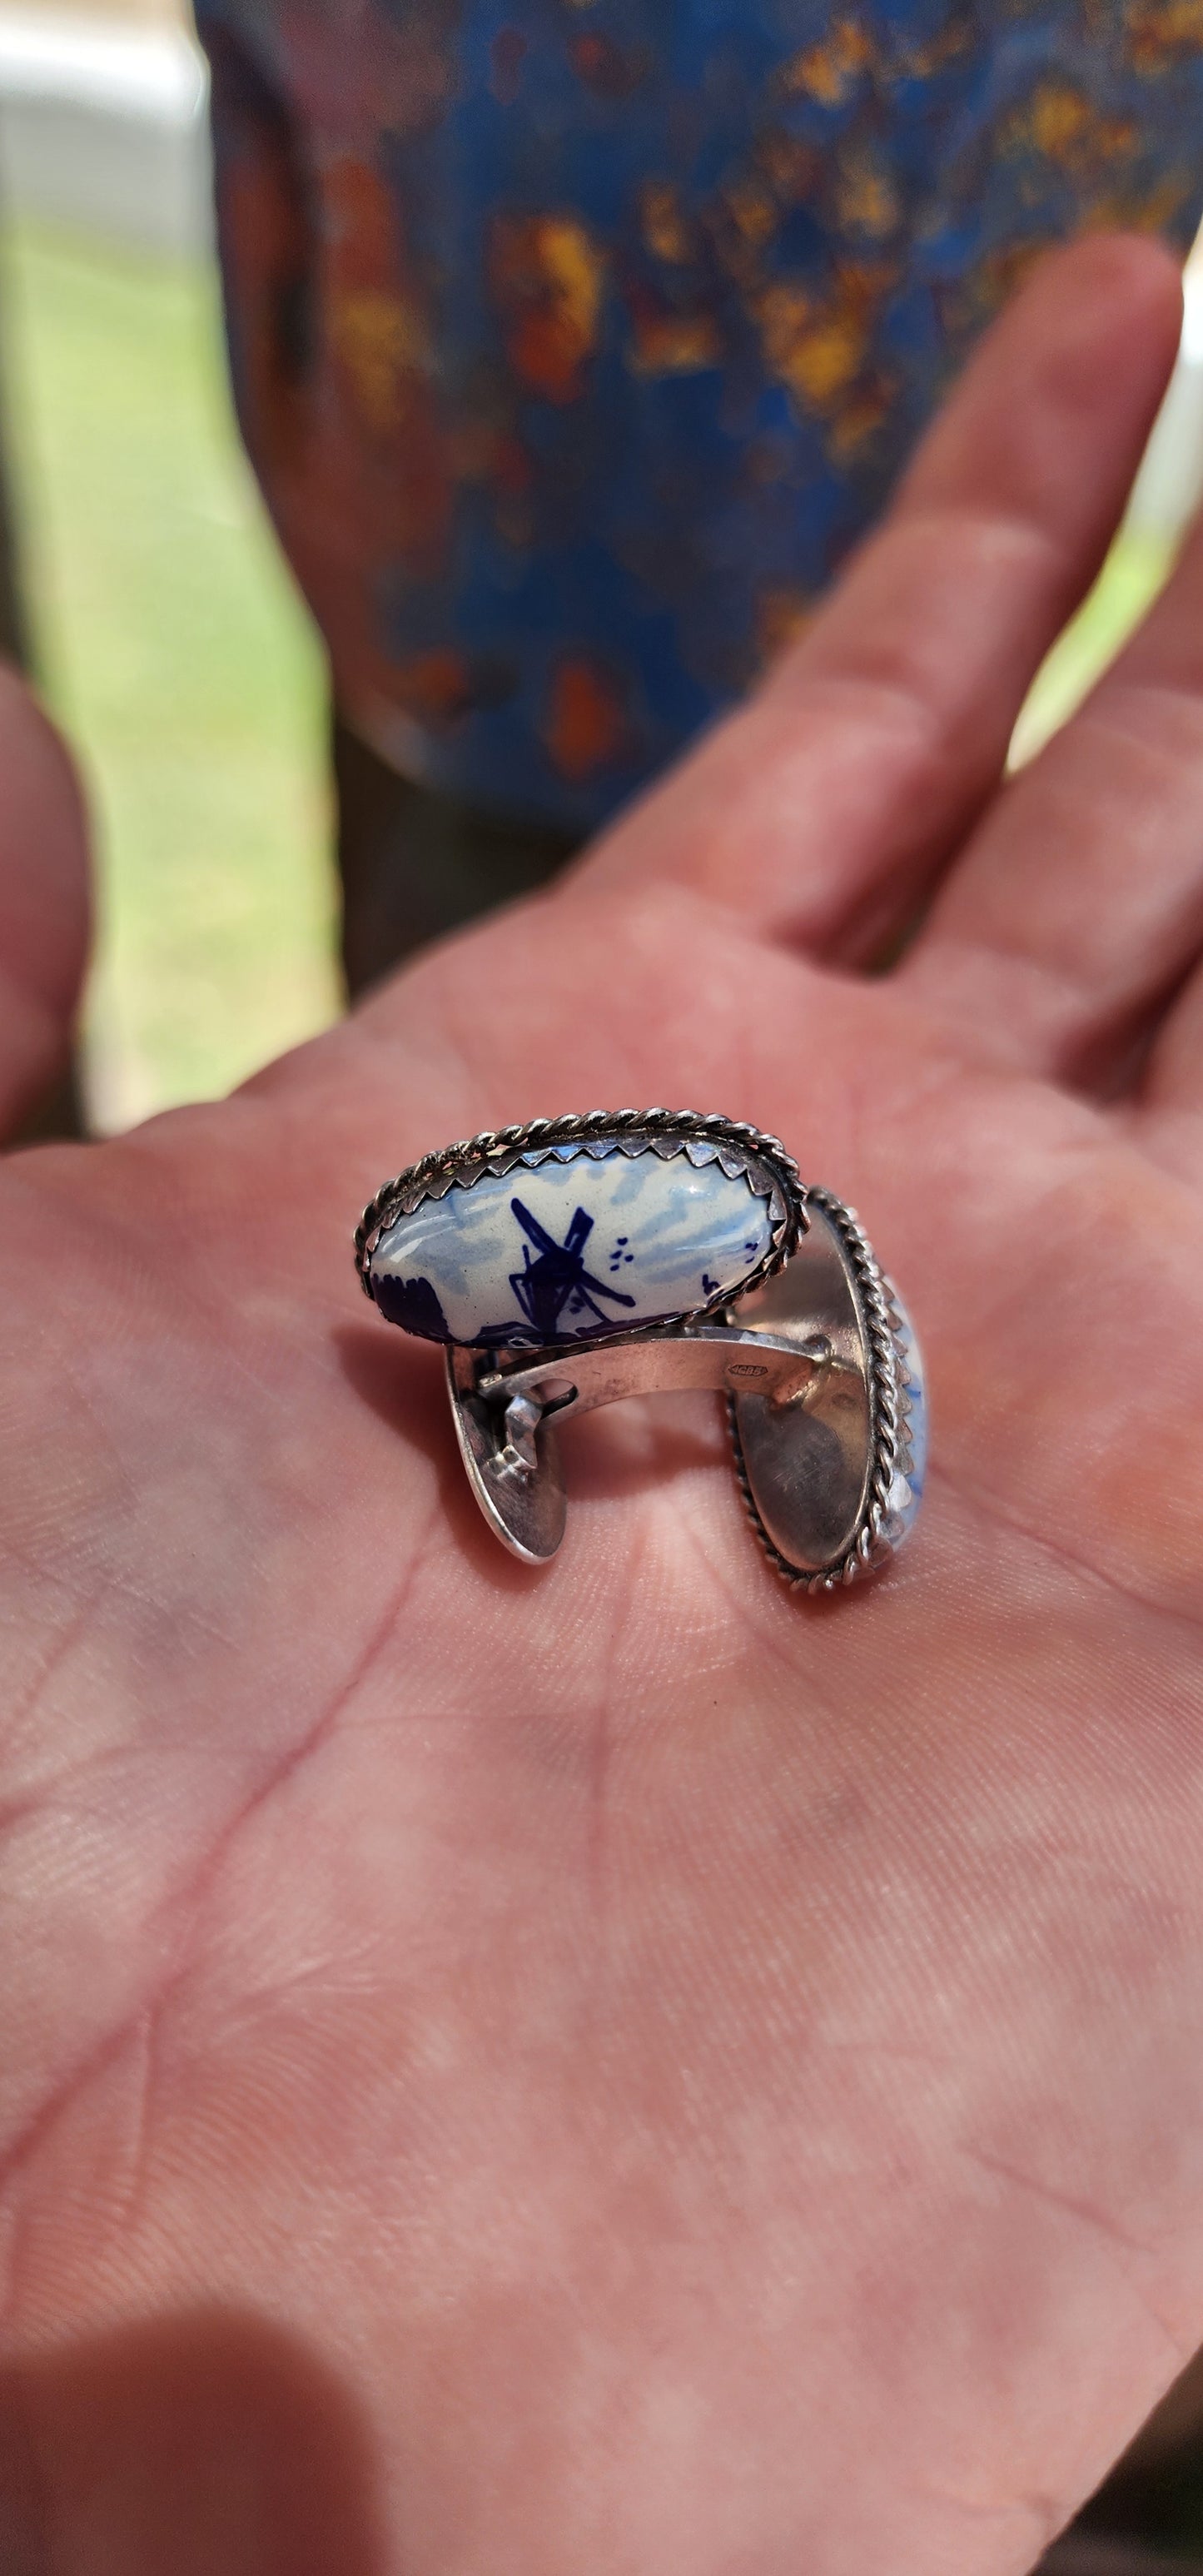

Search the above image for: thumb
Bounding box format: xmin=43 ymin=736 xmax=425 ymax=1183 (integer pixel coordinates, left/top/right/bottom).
xmin=0 ymin=669 xmax=90 ymax=1141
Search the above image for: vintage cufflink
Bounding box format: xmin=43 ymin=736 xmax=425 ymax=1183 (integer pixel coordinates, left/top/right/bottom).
xmin=355 ymin=1110 xmax=925 ymax=1592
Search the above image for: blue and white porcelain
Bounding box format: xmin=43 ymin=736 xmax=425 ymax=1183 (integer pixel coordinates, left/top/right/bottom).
xmin=882 ymin=1294 xmax=927 ymax=1553
xmin=368 ymin=1133 xmax=783 ymax=1347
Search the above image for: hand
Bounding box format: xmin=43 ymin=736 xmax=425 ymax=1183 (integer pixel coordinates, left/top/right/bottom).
xmin=2 ymin=236 xmax=1201 ymax=2576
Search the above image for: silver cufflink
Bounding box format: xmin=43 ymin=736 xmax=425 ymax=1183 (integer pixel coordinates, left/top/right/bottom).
xmin=355 ymin=1110 xmax=926 ymax=1592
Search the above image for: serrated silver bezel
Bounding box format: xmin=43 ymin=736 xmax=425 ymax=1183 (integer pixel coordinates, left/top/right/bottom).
xmin=355 ymin=1108 xmax=808 ymax=1339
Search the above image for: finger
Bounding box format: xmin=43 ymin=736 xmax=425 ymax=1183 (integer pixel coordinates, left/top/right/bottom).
xmin=1137 ymin=899 xmax=1203 ymax=1163
xmin=1142 ymin=962 xmax=1203 ymax=1146
xmin=1034 ymin=502 xmax=1203 ymax=1136
xmin=900 ymin=488 xmax=1203 ymax=1089
xmin=575 ymin=235 xmax=1182 ymax=961
xmin=0 ymin=671 xmax=90 ymax=1139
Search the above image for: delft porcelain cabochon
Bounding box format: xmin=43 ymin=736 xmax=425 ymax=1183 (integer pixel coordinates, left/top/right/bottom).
xmin=365 ymin=1124 xmax=796 ymax=1349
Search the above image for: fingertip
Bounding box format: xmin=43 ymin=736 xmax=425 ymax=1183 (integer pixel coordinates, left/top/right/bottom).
xmin=903 ymin=227 xmax=1184 ymax=521
xmin=1045 ymin=223 xmax=1182 ymax=306
xmin=1021 ymin=226 xmax=1184 ymax=382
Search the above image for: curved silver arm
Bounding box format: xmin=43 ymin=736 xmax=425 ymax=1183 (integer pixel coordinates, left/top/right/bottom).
xmin=446 ymin=1322 xmax=841 ymax=1561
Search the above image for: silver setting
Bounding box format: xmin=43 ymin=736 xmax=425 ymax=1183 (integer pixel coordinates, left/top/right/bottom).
xmin=446 ymin=1317 xmax=836 ymax=1564
xmin=726 ymin=1188 xmax=913 ymax=1594
xmin=355 ymin=1112 xmax=922 ymax=1591
xmin=355 ymin=1107 xmax=806 ymax=1330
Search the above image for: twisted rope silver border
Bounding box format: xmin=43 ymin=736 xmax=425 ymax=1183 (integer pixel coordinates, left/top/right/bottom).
xmin=727 ymin=1185 xmax=907 ymax=1595
xmin=355 ymin=1108 xmax=808 ymax=1332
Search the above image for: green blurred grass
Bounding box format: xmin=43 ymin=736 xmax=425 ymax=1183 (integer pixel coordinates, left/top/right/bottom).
xmin=1009 ymin=522 xmax=1175 ymax=768
xmin=2 ymin=218 xmax=340 ymax=1131
xmin=0 ymin=218 xmax=1177 ymax=1132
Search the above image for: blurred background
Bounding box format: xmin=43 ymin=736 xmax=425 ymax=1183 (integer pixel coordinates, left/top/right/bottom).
xmin=0 ymin=0 xmax=340 ymax=1130
xmin=0 ymin=0 xmax=1201 ymax=1132
xmin=3 ymin=6 xmax=1203 ymax=2563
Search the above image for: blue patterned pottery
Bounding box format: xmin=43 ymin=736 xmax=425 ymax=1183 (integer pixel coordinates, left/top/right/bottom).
xmin=882 ymin=1295 xmax=927 ymax=1554
xmin=367 ymin=1128 xmax=790 ymax=1348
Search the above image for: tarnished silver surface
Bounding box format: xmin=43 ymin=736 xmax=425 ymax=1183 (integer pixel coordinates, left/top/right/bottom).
xmin=728 ymin=1193 xmax=902 ymax=1591
xmin=358 ymin=1113 xmax=923 ymax=1591
xmin=447 ymin=1345 xmax=571 ymax=1561
xmin=452 ymin=1320 xmax=833 ymax=1564
xmin=477 ymin=1321 xmax=825 ymax=1421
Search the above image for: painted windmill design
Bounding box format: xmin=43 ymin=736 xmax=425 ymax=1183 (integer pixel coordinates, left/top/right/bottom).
xmin=509 ymin=1196 xmax=637 ymax=1340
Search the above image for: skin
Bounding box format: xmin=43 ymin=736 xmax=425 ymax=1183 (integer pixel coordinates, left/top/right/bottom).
xmin=3 ymin=235 xmax=1203 ymax=2576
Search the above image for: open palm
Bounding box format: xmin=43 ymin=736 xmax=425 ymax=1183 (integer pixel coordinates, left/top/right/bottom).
xmin=4 ymin=236 xmax=1203 ymax=2576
